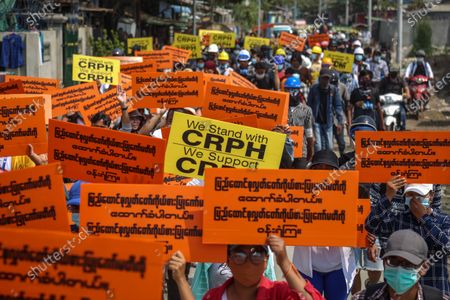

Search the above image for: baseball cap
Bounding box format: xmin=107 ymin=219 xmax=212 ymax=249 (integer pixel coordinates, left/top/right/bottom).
xmin=319 ymin=68 xmax=332 ymax=78
xmin=67 ymin=180 xmax=87 ymax=206
xmin=403 ymin=184 xmax=433 ymax=196
xmin=382 ymin=230 xmax=428 ymax=265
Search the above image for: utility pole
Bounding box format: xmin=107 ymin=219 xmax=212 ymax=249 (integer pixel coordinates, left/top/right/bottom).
xmin=397 ymin=0 xmax=403 ymax=68
xmin=294 ymin=0 xmax=297 ymax=21
xmin=319 ymin=0 xmax=322 ymax=16
xmin=257 ymin=0 xmax=261 ymax=37
xmin=345 ymin=0 xmax=349 ymax=26
xmin=368 ymin=0 xmax=372 ymax=41
xmin=192 ymin=0 xmax=197 ymax=35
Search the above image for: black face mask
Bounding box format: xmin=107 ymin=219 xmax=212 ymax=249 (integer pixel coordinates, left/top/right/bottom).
xmin=289 ymin=95 xmax=300 ymax=107
xmin=390 ymin=72 xmax=398 ymax=79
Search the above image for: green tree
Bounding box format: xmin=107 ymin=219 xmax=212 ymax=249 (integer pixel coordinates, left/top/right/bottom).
xmin=89 ymin=30 xmax=125 ymax=57
xmin=231 ymin=0 xmax=259 ymax=32
xmin=412 ymin=20 xmax=432 ymax=56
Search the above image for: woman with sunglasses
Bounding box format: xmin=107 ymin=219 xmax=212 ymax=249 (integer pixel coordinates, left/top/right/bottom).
xmin=168 ymin=235 xmax=323 ymax=300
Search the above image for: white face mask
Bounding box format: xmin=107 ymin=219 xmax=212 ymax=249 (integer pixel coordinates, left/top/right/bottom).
xmin=255 ymin=72 xmax=266 ymax=80
xmin=416 ymin=57 xmax=425 ymax=63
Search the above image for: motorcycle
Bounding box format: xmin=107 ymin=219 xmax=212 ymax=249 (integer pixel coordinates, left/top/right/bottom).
xmin=407 ymin=75 xmax=430 ymax=120
xmin=380 ymin=93 xmax=404 ymax=131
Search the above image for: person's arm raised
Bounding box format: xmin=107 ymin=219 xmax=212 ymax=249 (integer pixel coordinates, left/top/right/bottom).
xmin=168 ymin=251 xmax=195 ymax=300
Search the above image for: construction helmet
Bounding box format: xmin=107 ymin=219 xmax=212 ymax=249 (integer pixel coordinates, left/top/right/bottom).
xmin=208 ymin=44 xmax=219 ymax=53
xmin=322 ymin=57 xmax=333 ymax=65
xmin=284 ymin=77 xmax=302 ymax=89
xmin=218 ymin=51 xmax=229 ymax=61
xmin=237 ymin=49 xmax=251 ymax=61
xmin=354 ymin=47 xmax=365 ymax=55
xmin=275 ymin=48 xmax=286 ymax=56
xmin=312 ymin=46 xmax=323 ymax=54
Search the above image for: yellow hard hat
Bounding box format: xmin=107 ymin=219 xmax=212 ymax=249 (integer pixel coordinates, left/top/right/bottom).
xmin=275 ymin=48 xmax=286 ymax=56
xmin=218 ymin=51 xmax=229 ymax=61
xmin=312 ymin=46 xmax=323 ymax=54
xmin=322 ymin=57 xmax=333 ymax=65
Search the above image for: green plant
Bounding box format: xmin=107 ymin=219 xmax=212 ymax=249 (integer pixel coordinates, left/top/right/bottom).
xmin=89 ymin=30 xmax=125 ymax=57
xmin=411 ymin=20 xmax=433 ymax=56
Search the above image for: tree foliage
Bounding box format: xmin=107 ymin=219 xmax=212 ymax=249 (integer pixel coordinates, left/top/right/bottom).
xmin=412 ymin=20 xmax=433 ymax=55
xmin=89 ymin=30 xmax=125 ymax=57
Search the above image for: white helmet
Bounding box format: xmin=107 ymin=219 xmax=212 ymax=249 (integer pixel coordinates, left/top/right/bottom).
xmin=354 ymin=47 xmax=364 ymax=55
xmin=352 ymin=40 xmax=362 ymax=47
xmin=338 ymin=32 xmax=346 ymax=40
xmin=237 ymin=49 xmax=251 ymax=61
xmin=208 ymin=44 xmax=219 ymax=53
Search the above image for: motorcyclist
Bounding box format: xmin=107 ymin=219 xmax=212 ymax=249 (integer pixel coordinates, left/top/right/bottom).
xmin=404 ymin=49 xmax=434 ymax=85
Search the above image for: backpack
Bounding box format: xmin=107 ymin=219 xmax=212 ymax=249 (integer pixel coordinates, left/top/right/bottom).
xmin=364 ymin=283 xmax=443 ymax=300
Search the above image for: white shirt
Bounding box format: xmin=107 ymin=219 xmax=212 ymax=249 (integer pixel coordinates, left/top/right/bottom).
xmin=311 ymin=246 xmax=342 ymax=273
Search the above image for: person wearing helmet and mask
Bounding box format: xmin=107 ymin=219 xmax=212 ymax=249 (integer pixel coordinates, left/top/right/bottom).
xmin=351 ymin=40 xmax=362 ymax=53
xmin=276 ymin=48 xmax=286 ymax=57
xmin=234 ymin=49 xmax=253 ymax=79
xmin=352 ymin=47 xmax=371 ymax=83
xmin=250 ymin=62 xmax=279 ymax=91
xmin=321 ymin=57 xmax=333 ymax=70
xmin=310 ymin=46 xmax=323 ymax=82
xmin=274 ymin=55 xmax=286 ymax=80
xmin=290 ymin=53 xmax=312 ymax=86
xmin=207 ymin=44 xmax=219 ymax=62
xmin=367 ymin=50 xmax=389 ymax=87
xmin=404 ymin=49 xmax=434 ymax=84
xmin=217 ymin=51 xmax=233 ymax=76
xmin=284 ymin=76 xmax=314 ymax=161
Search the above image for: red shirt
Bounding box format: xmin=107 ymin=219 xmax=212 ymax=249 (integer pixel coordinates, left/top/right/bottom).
xmin=202 ymin=276 xmax=324 ymax=300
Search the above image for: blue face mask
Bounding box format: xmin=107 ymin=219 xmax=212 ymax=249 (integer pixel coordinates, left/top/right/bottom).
xmin=251 ymin=58 xmax=257 ymax=65
xmin=311 ymin=54 xmax=318 ymax=61
xmin=239 ymin=68 xmax=249 ymax=76
xmin=221 ymin=63 xmax=229 ymax=69
xmin=277 ymin=65 xmax=283 ymax=71
xmin=384 ymin=265 xmax=420 ymax=295
xmin=198 ymin=63 xmax=205 ymax=69
xmin=374 ymin=55 xmax=381 ymax=62
xmin=72 ymin=213 xmax=80 ymax=227
xmin=405 ymin=196 xmax=430 ymax=208
xmin=355 ymin=54 xmax=364 ymax=61
xmin=286 ymin=54 xmax=292 ymax=61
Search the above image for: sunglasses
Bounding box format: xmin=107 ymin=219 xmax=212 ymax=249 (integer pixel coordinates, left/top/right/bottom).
xmin=229 ymin=248 xmax=267 ymax=265
xmin=385 ymin=257 xmax=421 ymax=271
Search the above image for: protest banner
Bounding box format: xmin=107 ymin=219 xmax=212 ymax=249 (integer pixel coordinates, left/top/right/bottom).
xmin=132 ymin=71 xmax=204 ymax=108
xmin=127 ymin=37 xmax=153 ymax=54
xmin=120 ymin=61 xmax=157 ymax=75
xmin=223 ymin=115 xmax=259 ymax=128
xmin=174 ymin=32 xmax=200 ymax=44
xmin=355 ymin=131 xmax=450 ymax=183
xmin=203 ymin=168 xmax=359 ymax=246
xmin=79 ymin=88 xmax=131 ymax=123
xmin=0 ymin=96 xmax=47 ymax=156
xmin=173 ymin=33 xmax=202 ymax=59
xmin=203 ymin=81 xmax=288 ymax=130
xmin=203 ymin=73 xmax=229 ymax=85
xmin=80 ymin=184 xmax=227 ymax=262
xmin=209 ymin=32 xmax=236 ymax=48
xmin=290 ymin=126 xmax=304 ymax=158
xmin=48 ymin=120 xmax=166 ymax=184
xmin=0 ymin=80 xmax=25 ymax=94
xmin=106 ymin=56 xmax=144 ymax=65
xmin=357 ymin=199 xmax=371 ymax=248
xmin=243 ymin=36 xmax=271 ymax=50
xmin=163 ymin=173 xmax=192 ymax=186
xmin=164 ymin=112 xmax=285 ymax=179
xmin=278 ymin=32 xmax=306 ymax=52
xmin=135 ymin=50 xmax=174 ymax=70
xmin=51 ymin=82 xmax=100 ymax=117
xmin=120 ymin=73 xmax=133 ymax=97
xmin=163 ymin=45 xmax=192 ymax=64
xmin=72 ymin=55 xmax=121 ymax=85
xmin=308 ymin=33 xmax=330 ymax=46
xmin=0 ymin=94 xmax=52 ymax=125
xmin=0 ymin=228 xmax=165 ymax=299
xmin=228 ymin=70 xmax=257 ymax=89
xmin=0 ymin=164 xmax=68 ymax=230
xmin=198 ymin=29 xmax=224 ymax=45
xmin=323 ymin=50 xmax=354 ymax=73
xmin=5 ymin=75 xmax=60 ymax=94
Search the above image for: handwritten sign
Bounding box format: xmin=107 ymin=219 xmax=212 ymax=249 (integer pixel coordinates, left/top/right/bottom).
xmin=135 ymin=50 xmax=173 ymax=70
xmin=323 ymin=50 xmax=354 ymax=73
xmin=72 ymin=55 xmax=121 ymax=85
xmin=203 ymin=81 xmax=288 ymax=130
xmin=0 ymin=164 xmax=68 ymax=230
xmin=165 ymin=112 xmax=285 ymax=179
xmin=163 ymin=45 xmax=192 ymax=64
xmin=0 ymin=80 xmax=25 ymax=94
xmin=357 ymin=199 xmax=371 ymax=248
xmin=290 ymin=126 xmax=304 ymax=158
xmin=0 ymin=96 xmax=47 ymax=156
xmin=243 ymin=36 xmax=270 ymax=50
xmin=80 ymin=184 xmax=227 ymax=262
xmin=203 ymin=169 xmax=359 ymax=246
xmin=209 ymin=33 xmax=236 ymax=48
xmin=51 ymin=82 xmax=100 ymax=117
xmin=132 ymin=71 xmax=203 ymax=108
xmin=48 ymin=120 xmax=166 ymax=184
xmin=355 ymin=131 xmax=450 ymax=183
xmin=127 ymin=37 xmax=153 ymax=54
xmin=308 ymin=34 xmax=330 ymax=46
xmin=120 ymin=61 xmax=157 ymax=75
xmin=278 ymin=32 xmax=306 ymax=52
xmin=228 ymin=70 xmax=257 ymax=89
xmin=5 ymin=75 xmax=60 ymax=94
xmin=0 ymin=227 xmax=165 ymax=299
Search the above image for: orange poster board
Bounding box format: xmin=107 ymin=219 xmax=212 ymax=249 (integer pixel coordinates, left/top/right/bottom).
xmin=278 ymin=32 xmax=306 ymax=52
xmin=132 ymin=71 xmax=204 ymax=108
xmin=357 ymin=198 xmax=371 ymax=248
xmin=0 ymin=96 xmax=47 ymax=156
xmin=79 ymin=89 xmax=127 ymax=123
xmin=228 ymin=70 xmax=256 ymax=89
xmin=106 ymin=56 xmax=144 ymax=64
xmin=80 ymin=184 xmax=227 ymax=262
xmin=0 ymin=80 xmax=25 ymax=94
xmin=5 ymin=75 xmax=60 ymax=94
xmin=203 ymin=168 xmax=359 ymax=246
xmin=163 ymin=173 xmax=192 ymax=185
xmin=290 ymin=126 xmax=304 ymax=158
xmin=308 ymin=34 xmax=330 ymax=46
xmin=51 ymin=82 xmax=100 ymax=117
xmin=223 ymin=114 xmax=259 ymax=128
xmin=203 ymin=73 xmax=229 ymax=85
xmin=355 ymin=131 xmax=450 ymax=183
xmin=48 ymin=119 xmax=166 ymax=184
xmin=0 ymin=93 xmax=52 ymax=125
xmin=0 ymin=228 xmax=165 ymax=299
xmin=120 ymin=73 xmax=133 ymax=97
xmin=203 ymin=81 xmax=288 ymax=130
xmin=120 ymin=61 xmax=157 ymax=75
xmin=135 ymin=50 xmax=173 ymax=70
xmin=0 ymin=164 xmax=69 ymax=230
xmin=163 ymin=45 xmax=192 ymax=64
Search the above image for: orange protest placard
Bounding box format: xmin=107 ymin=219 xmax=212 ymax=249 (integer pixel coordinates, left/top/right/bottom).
xmin=203 ymin=73 xmax=229 ymax=85
xmin=135 ymin=50 xmax=174 ymax=70
xmin=308 ymin=33 xmax=330 ymax=46
xmin=120 ymin=73 xmax=133 ymax=97
xmin=48 ymin=119 xmax=166 ymax=184
xmin=228 ymin=70 xmax=257 ymax=89
xmin=278 ymin=32 xmax=306 ymax=52
xmin=0 ymin=80 xmax=25 ymax=94
xmin=106 ymin=56 xmax=144 ymax=64
xmin=132 ymin=71 xmax=204 ymax=108
xmin=290 ymin=126 xmax=304 ymax=158
xmin=163 ymin=45 xmax=192 ymax=64
xmin=5 ymin=75 xmax=60 ymax=94
xmin=0 ymin=227 xmax=165 ymax=299
xmin=79 ymin=88 xmax=130 ymax=124
xmin=80 ymin=184 xmax=227 ymax=262
xmin=0 ymin=94 xmax=52 ymax=125
xmin=163 ymin=173 xmax=192 ymax=185
xmin=120 ymin=61 xmax=157 ymax=75
xmin=357 ymin=199 xmax=371 ymax=248
xmin=355 ymin=131 xmax=450 ymax=183
xmin=223 ymin=114 xmax=259 ymax=128
xmin=0 ymin=96 xmax=47 ymax=156
xmin=0 ymin=164 xmax=69 ymax=230
xmin=203 ymin=81 xmax=288 ymax=130
xmin=203 ymin=168 xmax=359 ymax=246
xmin=51 ymin=82 xmax=100 ymax=118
